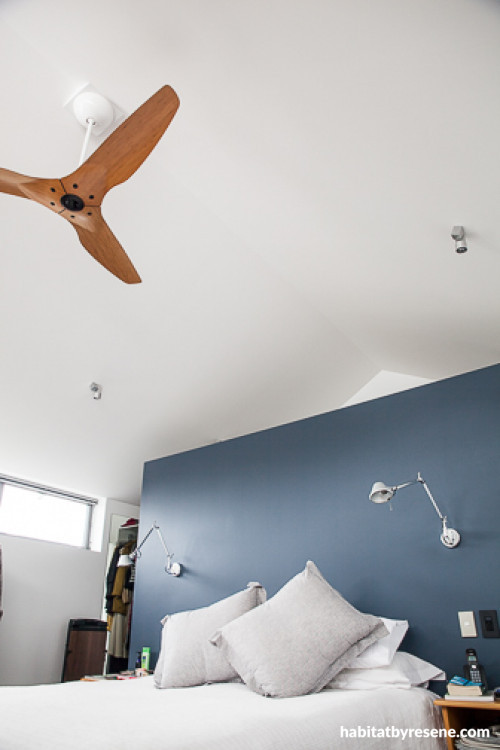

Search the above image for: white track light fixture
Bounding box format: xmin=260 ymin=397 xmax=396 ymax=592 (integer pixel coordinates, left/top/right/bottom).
xmin=89 ymin=382 xmax=102 ymax=400
xmin=451 ymin=226 xmax=467 ymax=254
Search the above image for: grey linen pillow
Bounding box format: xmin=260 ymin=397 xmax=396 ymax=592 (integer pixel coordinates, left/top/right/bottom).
xmin=154 ymin=582 xmax=266 ymax=688
xmin=210 ymin=561 xmax=387 ymax=698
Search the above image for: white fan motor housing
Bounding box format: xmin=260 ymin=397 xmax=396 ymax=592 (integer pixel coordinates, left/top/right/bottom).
xmin=72 ymin=91 xmax=115 ymax=135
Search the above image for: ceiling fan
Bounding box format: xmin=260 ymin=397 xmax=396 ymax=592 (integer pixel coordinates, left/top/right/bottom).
xmin=0 ymin=85 xmax=180 ymax=284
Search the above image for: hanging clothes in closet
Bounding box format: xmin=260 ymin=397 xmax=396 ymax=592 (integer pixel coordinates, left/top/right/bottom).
xmin=105 ymin=525 xmax=137 ymax=670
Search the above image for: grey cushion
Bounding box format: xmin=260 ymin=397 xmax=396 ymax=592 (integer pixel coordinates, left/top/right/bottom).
xmin=210 ymin=561 xmax=387 ymax=698
xmin=154 ymin=582 xmax=266 ymax=688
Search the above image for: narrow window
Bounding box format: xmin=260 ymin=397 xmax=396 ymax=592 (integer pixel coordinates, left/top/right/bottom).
xmin=0 ymin=475 xmax=96 ymax=549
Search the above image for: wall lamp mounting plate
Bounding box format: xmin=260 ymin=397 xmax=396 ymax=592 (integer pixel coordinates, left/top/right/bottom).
xmin=168 ymin=561 xmax=182 ymax=577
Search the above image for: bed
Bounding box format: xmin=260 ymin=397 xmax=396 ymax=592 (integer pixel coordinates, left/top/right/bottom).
xmin=0 ymin=561 xmax=448 ymax=749
xmin=0 ymin=677 xmax=446 ymax=750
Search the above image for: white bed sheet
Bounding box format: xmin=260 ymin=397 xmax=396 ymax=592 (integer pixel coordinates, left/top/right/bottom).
xmin=0 ymin=676 xmax=446 ymax=750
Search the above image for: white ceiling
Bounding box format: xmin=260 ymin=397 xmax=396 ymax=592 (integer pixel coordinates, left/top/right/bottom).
xmin=0 ymin=0 xmax=499 ymax=504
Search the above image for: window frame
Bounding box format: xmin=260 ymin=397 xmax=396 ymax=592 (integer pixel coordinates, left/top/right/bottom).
xmin=0 ymin=473 xmax=97 ymax=550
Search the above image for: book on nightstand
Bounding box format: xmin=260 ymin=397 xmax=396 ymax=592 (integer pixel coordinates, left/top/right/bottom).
xmin=82 ymin=670 xmax=152 ymax=681
xmin=444 ymin=691 xmax=495 ymax=702
xmin=455 ymin=740 xmax=500 ymax=750
xmin=446 ymin=675 xmax=487 ymax=697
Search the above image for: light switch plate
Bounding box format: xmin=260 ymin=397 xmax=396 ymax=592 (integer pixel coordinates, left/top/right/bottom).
xmin=458 ymin=610 xmax=477 ymax=637
xmin=479 ymin=610 xmax=500 ymax=638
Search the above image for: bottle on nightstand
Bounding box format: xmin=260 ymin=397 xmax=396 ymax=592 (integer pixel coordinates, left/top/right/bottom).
xmin=135 ymin=651 xmax=142 ymax=675
xmin=141 ymin=647 xmax=151 ymax=671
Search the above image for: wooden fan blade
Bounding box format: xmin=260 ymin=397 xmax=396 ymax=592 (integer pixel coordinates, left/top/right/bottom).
xmin=0 ymin=170 xmax=140 ymax=283
xmin=0 ymin=171 xmax=67 ymax=213
xmin=0 ymin=167 xmax=32 ymax=198
xmin=64 ymin=85 xmax=180 ymax=203
xmin=70 ymin=208 xmax=141 ymax=284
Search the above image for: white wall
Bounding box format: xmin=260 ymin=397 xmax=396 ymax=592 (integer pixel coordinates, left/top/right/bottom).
xmin=0 ymin=498 xmax=139 ymax=686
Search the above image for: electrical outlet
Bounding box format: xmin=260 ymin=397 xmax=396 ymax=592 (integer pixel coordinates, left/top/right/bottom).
xmin=458 ymin=611 xmax=477 ymax=637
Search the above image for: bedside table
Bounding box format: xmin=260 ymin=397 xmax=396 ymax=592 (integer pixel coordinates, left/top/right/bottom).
xmin=434 ymin=698 xmax=500 ymax=750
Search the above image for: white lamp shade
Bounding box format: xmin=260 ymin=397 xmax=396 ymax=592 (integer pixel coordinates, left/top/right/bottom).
xmin=369 ymin=481 xmax=394 ymax=504
xmin=117 ymin=553 xmax=133 ymax=567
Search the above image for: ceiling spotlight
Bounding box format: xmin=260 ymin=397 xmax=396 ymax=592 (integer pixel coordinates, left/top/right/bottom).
xmin=90 ymin=382 xmax=102 ymax=400
xmin=451 ymin=226 xmax=467 ymax=254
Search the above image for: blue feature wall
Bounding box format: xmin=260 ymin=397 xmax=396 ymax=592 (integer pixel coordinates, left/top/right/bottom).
xmin=130 ymin=364 xmax=500 ymax=687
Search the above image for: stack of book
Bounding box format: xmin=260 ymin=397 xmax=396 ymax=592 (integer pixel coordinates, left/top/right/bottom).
xmin=82 ymin=669 xmax=152 ymax=681
xmin=445 ymin=675 xmax=494 ymax=701
xmin=455 ymin=730 xmax=500 ymax=749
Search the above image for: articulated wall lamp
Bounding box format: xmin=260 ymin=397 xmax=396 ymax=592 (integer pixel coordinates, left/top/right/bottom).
xmin=118 ymin=521 xmax=182 ymax=576
xmin=369 ymin=472 xmax=461 ymax=548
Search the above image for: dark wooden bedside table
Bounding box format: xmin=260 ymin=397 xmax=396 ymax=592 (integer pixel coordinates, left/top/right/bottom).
xmin=434 ymin=698 xmax=500 ymax=750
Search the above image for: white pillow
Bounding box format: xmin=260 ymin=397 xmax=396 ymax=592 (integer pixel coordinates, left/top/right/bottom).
xmin=328 ymin=663 xmax=412 ymax=690
xmin=154 ymin=582 xmax=266 ymax=688
xmin=392 ymin=651 xmax=446 ymax=687
xmin=327 ymin=651 xmax=446 ymax=691
xmin=347 ymin=617 xmax=408 ymax=669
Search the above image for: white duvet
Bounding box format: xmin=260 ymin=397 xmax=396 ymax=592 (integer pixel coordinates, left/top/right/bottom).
xmin=0 ymin=677 xmax=446 ymax=750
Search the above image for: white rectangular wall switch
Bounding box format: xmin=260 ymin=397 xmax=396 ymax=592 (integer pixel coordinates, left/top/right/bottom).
xmin=458 ymin=611 xmax=478 ymax=637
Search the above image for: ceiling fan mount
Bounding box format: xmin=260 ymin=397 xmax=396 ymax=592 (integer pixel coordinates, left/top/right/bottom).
xmin=72 ymin=90 xmax=115 ymax=135
xmin=0 ymin=85 xmax=180 ymax=284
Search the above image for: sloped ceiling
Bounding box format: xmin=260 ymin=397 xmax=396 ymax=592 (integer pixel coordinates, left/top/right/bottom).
xmin=0 ymin=0 xmax=499 ymax=503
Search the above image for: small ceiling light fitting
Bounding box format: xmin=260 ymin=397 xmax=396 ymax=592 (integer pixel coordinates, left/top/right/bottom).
xmin=452 ymin=226 xmax=467 ymax=254
xmin=90 ymin=382 xmax=103 ymax=400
